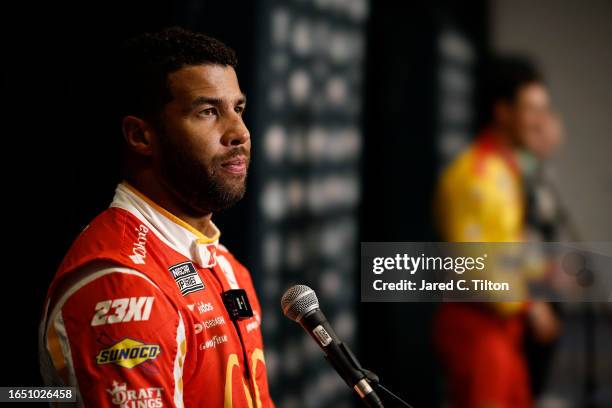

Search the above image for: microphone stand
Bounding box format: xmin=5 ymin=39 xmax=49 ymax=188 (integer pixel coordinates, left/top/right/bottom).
xmin=362 ymin=369 xmax=414 ymax=408
xmin=336 ymin=343 xmax=414 ymax=408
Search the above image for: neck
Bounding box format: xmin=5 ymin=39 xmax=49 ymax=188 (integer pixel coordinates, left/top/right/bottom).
xmin=489 ymin=124 xmax=518 ymax=149
xmin=126 ymin=170 xmax=214 ymax=237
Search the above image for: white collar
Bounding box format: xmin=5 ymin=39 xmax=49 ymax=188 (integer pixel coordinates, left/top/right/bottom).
xmin=110 ymin=182 xmax=220 ymax=268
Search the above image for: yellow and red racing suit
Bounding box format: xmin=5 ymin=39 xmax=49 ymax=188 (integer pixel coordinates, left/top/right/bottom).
xmin=434 ymin=129 xmax=532 ymax=408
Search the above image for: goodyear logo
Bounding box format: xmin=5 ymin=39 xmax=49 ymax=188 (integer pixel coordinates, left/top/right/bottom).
xmin=95 ymin=338 xmax=161 ymax=369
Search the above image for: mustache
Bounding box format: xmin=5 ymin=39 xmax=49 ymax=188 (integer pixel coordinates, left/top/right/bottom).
xmin=216 ymin=147 xmax=250 ymax=163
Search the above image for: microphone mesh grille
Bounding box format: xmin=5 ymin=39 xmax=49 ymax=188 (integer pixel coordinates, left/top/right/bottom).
xmin=281 ymin=285 xmax=319 ymax=322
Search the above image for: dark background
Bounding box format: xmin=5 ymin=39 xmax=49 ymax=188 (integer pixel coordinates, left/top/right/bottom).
xmin=0 ymin=0 xmax=483 ymax=405
xmin=3 ymin=1 xmax=611 ymax=407
xmin=2 ymin=2 xmax=485 ymax=405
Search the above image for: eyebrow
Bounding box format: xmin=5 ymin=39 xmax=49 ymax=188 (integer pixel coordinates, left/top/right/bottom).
xmin=191 ymin=94 xmax=247 ymax=109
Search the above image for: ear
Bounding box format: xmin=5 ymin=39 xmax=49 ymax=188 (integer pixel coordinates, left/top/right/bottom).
xmin=122 ymin=115 xmax=155 ymax=156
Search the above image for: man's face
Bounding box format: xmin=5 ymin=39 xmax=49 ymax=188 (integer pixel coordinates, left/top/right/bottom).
xmin=500 ymin=82 xmax=556 ymax=155
xmin=154 ymin=64 xmax=250 ymax=214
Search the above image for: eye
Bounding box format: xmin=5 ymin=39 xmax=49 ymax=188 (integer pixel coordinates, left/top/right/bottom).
xmin=198 ymin=107 xmax=217 ymax=117
xmin=234 ymin=106 xmax=245 ymax=115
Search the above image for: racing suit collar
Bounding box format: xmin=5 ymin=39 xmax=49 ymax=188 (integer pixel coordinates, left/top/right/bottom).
xmin=110 ymin=182 xmax=221 ymax=268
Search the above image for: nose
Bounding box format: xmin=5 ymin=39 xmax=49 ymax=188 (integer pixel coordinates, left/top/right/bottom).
xmin=221 ymin=114 xmax=250 ymax=147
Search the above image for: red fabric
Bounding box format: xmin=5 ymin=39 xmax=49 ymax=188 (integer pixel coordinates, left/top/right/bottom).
xmin=435 ymin=303 xmax=531 ymax=408
xmin=473 ymin=128 xmax=520 ymax=177
xmin=42 ymin=207 xmax=274 ymax=407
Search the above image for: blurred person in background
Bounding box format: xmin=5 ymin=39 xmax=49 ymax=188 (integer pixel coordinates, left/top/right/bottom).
xmin=433 ymin=56 xmax=562 ymax=408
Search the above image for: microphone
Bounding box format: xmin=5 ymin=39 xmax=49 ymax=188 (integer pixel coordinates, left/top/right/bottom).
xmin=281 ymin=285 xmax=384 ymax=408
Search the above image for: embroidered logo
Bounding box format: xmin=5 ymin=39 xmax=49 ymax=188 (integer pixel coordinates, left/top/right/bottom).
xmin=129 ymin=224 xmax=149 ymax=265
xmin=168 ymin=261 xmax=205 ymax=296
xmin=95 ymin=338 xmax=161 ymax=368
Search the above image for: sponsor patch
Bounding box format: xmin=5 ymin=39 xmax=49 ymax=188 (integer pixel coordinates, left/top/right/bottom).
xmin=168 ymin=261 xmax=205 ymax=296
xmin=187 ymin=301 xmax=214 ymax=314
xmin=199 ymin=334 xmax=229 ymax=351
xmin=129 ymin=224 xmax=149 ymax=265
xmin=91 ymin=297 xmax=154 ymax=326
xmin=106 ymin=381 xmax=163 ymax=407
xmin=194 ymin=316 xmax=226 ymax=334
xmin=96 ymin=338 xmax=161 ymax=369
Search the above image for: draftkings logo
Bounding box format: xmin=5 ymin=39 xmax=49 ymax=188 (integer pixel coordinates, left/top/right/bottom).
xmin=95 ymin=338 xmax=161 ymax=369
xmin=106 ymin=381 xmax=163 ymax=407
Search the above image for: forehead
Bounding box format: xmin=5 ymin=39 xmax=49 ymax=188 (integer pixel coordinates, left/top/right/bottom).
xmin=167 ymin=64 xmax=242 ymax=101
xmin=517 ymin=82 xmax=549 ymax=106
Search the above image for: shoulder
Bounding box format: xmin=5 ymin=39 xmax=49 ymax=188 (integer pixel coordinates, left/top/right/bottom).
xmin=57 ymin=207 xmax=154 ymax=277
xmin=441 ymin=143 xmax=512 ymax=192
xmin=216 ymin=243 xmax=250 ymax=279
xmin=46 ymin=261 xmax=167 ymax=322
xmin=216 ymin=243 xmax=245 ymax=269
xmin=42 ymin=261 xmax=181 ymax=358
xmin=40 ymin=261 xmax=184 ymax=391
xmin=215 ymin=244 xmax=260 ymax=302
xmin=438 ymin=146 xmax=478 ymax=199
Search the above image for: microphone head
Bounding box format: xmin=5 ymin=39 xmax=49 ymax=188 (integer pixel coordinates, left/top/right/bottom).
xmin=281 ymin=285 xmax=319 ymax=322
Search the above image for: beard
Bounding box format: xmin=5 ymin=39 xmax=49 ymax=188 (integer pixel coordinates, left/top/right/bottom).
xmin=157 ymin=132 xmax=249 ymax=215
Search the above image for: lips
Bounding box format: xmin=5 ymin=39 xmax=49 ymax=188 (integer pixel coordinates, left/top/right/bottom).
xmin=220 ymin=156 xmax=247 ymax=174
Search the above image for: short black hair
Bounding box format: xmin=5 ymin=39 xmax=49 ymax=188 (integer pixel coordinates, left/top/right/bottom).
xmin=116 ymin=26 xmax=238 ymax=121
xmin=478 ymin=55 xmax=544 ymax=124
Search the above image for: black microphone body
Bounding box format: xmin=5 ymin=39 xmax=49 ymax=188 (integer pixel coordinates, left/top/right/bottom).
xmin=281 ymin=285 xmax=383 ymax=407
xmin=299 ymin=308 xmax=383 ymax=408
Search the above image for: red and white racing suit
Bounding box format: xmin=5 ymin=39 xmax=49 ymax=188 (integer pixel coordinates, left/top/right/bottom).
xmin=39 ymin=182 xmax=275 ymax=407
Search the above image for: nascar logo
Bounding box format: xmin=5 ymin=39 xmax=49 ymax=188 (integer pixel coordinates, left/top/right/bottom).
xmin=95 ymin=338 xmax=161 ymax=369
xmin=168 ymin=261 xmax=205 ymax=296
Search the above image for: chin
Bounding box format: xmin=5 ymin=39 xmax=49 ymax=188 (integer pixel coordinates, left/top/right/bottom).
xmin=221 ymin=176 xmax=247 ymax=194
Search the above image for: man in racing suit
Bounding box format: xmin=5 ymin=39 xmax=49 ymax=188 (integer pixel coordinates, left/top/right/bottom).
xmin=39 ymin=27 xmax=275 ymax=407
xmin=434 ymin=57 xmax=560 ymax=408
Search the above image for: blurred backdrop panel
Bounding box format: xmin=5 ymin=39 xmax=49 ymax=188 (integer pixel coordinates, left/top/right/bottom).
xmin=246 ymin=1 xmax=368 ymax=407
xmin=359 ymin=2 xmax=488 ymax=407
